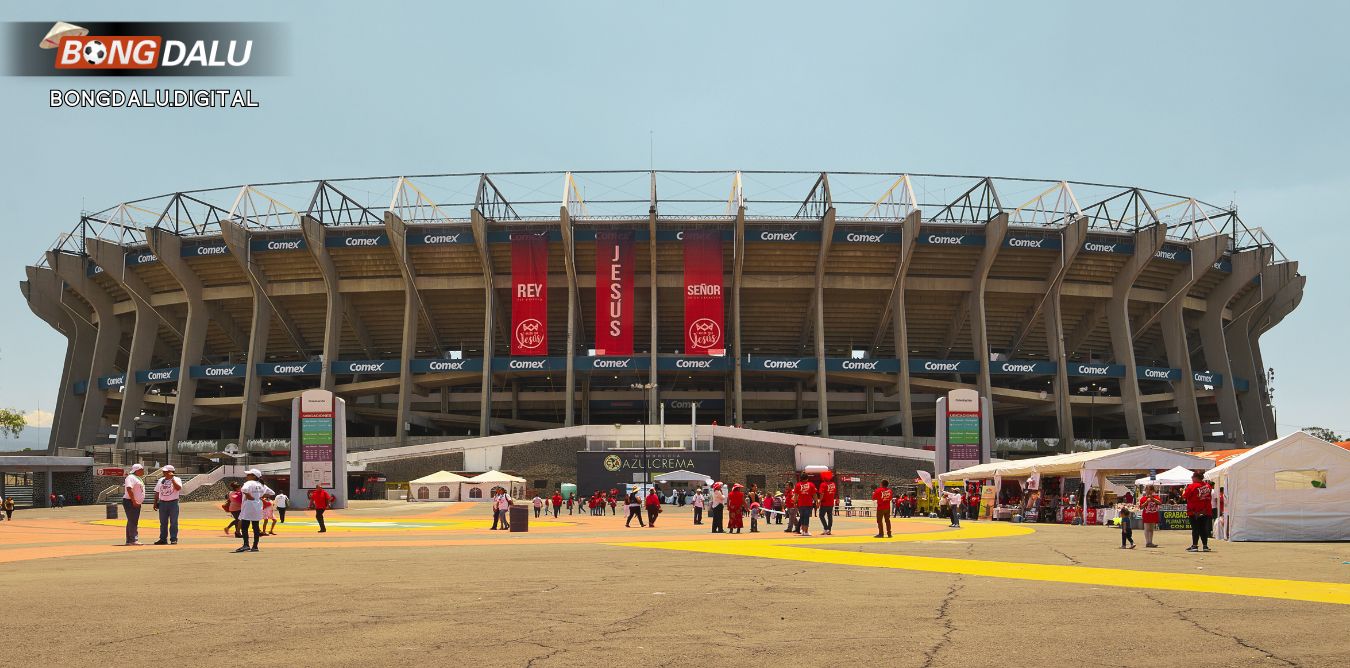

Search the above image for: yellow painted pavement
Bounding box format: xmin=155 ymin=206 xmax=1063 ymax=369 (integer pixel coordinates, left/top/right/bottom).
xmin=615 ymin=520 xmax=1350 ymax=606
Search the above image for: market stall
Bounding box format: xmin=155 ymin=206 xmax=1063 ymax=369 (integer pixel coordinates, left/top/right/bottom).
xmin=1205 ymin=431 xmax=1350 ymax=541
xmin=940 ymin=446 xmax=1214 ymax=525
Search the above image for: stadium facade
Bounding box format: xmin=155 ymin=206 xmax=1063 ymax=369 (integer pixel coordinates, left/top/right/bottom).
xmin=21 ymin=171 xmax=1303 ymax=459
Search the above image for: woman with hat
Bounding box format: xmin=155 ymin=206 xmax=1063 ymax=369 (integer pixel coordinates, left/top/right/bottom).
xmin=235 ymin=469 xmax=273 ymax=553
xmin=709 ymin=482 xmax=726 ymax=533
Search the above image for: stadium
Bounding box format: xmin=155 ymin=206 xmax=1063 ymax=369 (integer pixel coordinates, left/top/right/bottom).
xmin=18 ymin=171 xmax=1302 ymax=483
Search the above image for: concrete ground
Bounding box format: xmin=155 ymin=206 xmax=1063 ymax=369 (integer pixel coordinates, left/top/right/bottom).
xmin=2 ymin=500 xmax=1348 ymax=667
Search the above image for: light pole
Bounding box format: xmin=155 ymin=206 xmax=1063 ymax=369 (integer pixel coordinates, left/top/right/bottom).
xmin=631 ymin=382 xmax=656 ymax=490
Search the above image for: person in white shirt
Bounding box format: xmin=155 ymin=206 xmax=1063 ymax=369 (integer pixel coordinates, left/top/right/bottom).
xmin=122 ymin=464 xmax=147 ymax=546
xmin=234 ymin=469 xmax=274 ymax=553
xmin=691 ymin=488 xmax=706 ymax=525
xmin=273 ymin=492 xmax=289 ymax=523
xmin=152 ymin=464 xmax=184 ymax=545
xmin=490 ymin=490 xmax=512 ymax=530
xmin=531 ymin=495 xmax=544 ymax=518
xmin=945 ymin=490 xmax=963 ymax=528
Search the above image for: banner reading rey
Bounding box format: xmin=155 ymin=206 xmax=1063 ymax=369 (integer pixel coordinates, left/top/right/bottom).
xmin=511 ymin=232 xmax=548 ymax=355
xmin=595 ymin=230 xmax=635 ymax=355
xmin=683 ymin=229 xmax=725 ymax=355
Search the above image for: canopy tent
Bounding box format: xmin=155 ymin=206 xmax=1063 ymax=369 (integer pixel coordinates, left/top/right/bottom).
xmin=1133 ymin=465 xmax=1197 ymax=487
xmin=459 ymin=470 xmax=527 ymax=502
xmin=653 ymin=469 xmax=713 ymax=486
xmin=408 ymin=470 xmax=469 ymax=502
xmin=1205 ymin=431 xmax=1350 ymax=542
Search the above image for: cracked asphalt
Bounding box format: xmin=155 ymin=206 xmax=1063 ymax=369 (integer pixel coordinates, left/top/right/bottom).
xmin=3 ymin=501 xmax=1348 ymax=666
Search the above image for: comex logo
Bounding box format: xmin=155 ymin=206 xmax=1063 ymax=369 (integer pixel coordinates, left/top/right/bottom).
xmin=1077 ymin=365 xmax=1109 ymax=375
xmin=343 ymin=237 xmax=381 ymax=247
xmin=1084 ymin=242 xmax=1118 ymax=253
xmin=1000 ymin=362 xmax=1038 ymax=373
xmin=347 ymin=362 xmax=388 ymax=373
xmin=45 ymin=22 xmax=254 ymax=70
xmin=272 ymin=364 xmax=309 ymax=374
xmin=675 ymin=358 xmax=713 ymax=369
xmin=924 ymin=361 xmax=961 ymax=371
xmin=841 ymin=360 xmax=879 ymax=370
xmin=845 ymin=232 xmax=884 ymax=243
xmin=423 ymin=233 xmax=462 ymax=244
xmin=515 ymin=318 xmax=545 ymax=350
xmin=1144 ymin=368 xmax=1173 ymax=379
xmin=763 ymin=359 xmax=802 ymax=370
xmin=511 ymin=359 xmax=547 ymax=370
xmin=204 ymin=365 xmax=239 ymax=376
xmin=688 ymin=318 xmax=722 ymax=349
xmin=426 ymin=360 xmax=468 ymax=372
xmin=592 ymin=358 xmax=631 ymax=368
xmin=267 ymin=239 xmax=302 ymax=251
xmin=1007 ymin=238 xmax=1045 ymax=248
xmin=194 ymin=245 xmax=228 ymax=256
xmin=760 ymin=231 xmax=799 ymax=241
xmin=927 ymin=235 xmax=965 ymax=245
xmin=145 ymin=370 xmax=174 ymax=381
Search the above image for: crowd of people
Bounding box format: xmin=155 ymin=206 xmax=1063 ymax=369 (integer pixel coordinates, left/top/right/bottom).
xmin=1117 ymin=472 xmax=1220 ymax=552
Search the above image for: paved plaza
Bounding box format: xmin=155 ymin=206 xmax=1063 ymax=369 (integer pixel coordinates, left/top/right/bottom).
xmin=3 ymin=501 xmax=1348 ymax=666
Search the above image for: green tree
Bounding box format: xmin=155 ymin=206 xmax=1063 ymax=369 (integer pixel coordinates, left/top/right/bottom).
xmin=0 ymin=408 xmax=24 ymax=438
xmin=1302 ymin=426 xmax=1345 ymax=443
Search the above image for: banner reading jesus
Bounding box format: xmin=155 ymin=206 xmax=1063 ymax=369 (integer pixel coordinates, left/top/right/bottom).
xmin=510 ymin=232 xmax=548 ymax=355
xmin=682 ymin=229 xmax=725 ymax=355
xmin=594 ymin=230 xmax=634 ymax=355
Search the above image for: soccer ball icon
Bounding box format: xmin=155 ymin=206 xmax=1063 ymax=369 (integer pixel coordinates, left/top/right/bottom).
xmin=83 ymin=40 xmax=107 ymax=65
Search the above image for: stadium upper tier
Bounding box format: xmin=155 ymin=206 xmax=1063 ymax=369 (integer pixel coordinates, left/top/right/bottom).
xmin=21 ymin=171 xmax=1303 ymax=456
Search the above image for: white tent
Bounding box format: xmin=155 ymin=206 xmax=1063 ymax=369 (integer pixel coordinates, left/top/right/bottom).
xmin=1133 ymin=465 xmax=1196 ymax=487
xmin=459 ymin=470 xmax=527 ymax=502
xmin=653 ymin=469 xmax=713 ymax=486
xmin=1205 ymin=431 xmax=1350 ymax=542
xmin=409 ymin=470 xmax=469 ymax=502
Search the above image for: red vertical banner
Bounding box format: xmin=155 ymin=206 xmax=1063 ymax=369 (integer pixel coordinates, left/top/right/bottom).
xmin=511 ymin=233 xmax=548 ymax=356
xmin=683 ymin=229 xmax=725 ymax=355
xmin=594 ymin=230 xmax=634 ymax=355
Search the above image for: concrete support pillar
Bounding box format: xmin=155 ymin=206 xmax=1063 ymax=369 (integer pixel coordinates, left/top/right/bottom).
xmin=385 ymin=212 xmax=419 ymax=444
xmin=1229 ymin=262 xmax=1299 ymax=443
xmin=888 ymin=211 xmax=922 ymax=444
xmin=1044 ymin=288 xmax=1075 ymax=450
xmin=1251 ymin=274 xmax=1304 ymax=438
xmin=560 ymin=206 xmax=577 ymax=427
xmin=87 ymin=240 xmax=167 ymax=449
xmin=1199 ymin=248 xmax=1270 ymax=447
xmin=1106 ymin=224 xmax=1166 ymax=444
xmin=301 ymin=216 xmax=342 ymax=391
xmin=220 ymin=220 xmax=267 ymax=443
xmin=1044 ymin=218 xmax=1087 ymax=450
xmin=812 ymin=208 xmax=836 ymax=437
xmin=1154 ymin=235 xmax=1227 ymax=447
xmin=22 ymin=267 xmax=90 ymax=453
xmin=49 ymin=252 xmax=121 ymax=448
xmin=731 ymin=205 xmax=745 ymax=427
xmin=470 ymin=210 xmax=495 ymax=436
xmin=972 ymin=214 xmax=1009 ymax=416
xmin=146 ymin=228 xmax=209 ymax=450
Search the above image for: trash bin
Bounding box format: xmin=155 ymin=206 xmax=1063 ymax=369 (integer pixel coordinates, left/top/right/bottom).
xmin=105 ymin=503 xmax=119 ymax=520
xmin=509 ymin=504 xmax=528 ymax=532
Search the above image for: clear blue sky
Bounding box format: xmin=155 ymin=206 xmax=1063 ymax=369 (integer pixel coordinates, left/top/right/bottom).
xmin=2 ymin=1 xmax=1346 ymax=438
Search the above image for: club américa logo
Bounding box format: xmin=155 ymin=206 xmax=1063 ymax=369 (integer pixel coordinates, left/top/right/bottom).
xmin=688 ymin=317 xmax=722 ymax=349
xmin=603 ymin=455 xmax=623 ymax=472
xmin=515 ymin=318 xmax=545 ymax=350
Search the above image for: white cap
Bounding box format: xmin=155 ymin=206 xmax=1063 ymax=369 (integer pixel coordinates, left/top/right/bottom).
xmin=161 ymin=464 xmax=175 ymax=472
xmin=246 ymin=468 xmax=262 ymax=478
xmin=130 ymin=463 xmax=145 ymax=473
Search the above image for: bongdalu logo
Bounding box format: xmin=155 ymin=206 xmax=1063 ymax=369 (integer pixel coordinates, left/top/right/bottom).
xmin=40 ymin=21 xmax=254 ymax=70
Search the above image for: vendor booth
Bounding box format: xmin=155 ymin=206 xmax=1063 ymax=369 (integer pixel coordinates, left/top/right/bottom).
xmin=1133 ymin=465 xmax=1195 ymax=488
xmin=940 ymin=446 xmax=1213 ymax=525
xmin=1205 ymin=431 xmax=1350 ymax=542
xmin=653 ymin=469 xmax=714 ymax=487
xmin=459 ymin=470 xmax=527 ymax=502
xmin=408 ymin=471 xmax=468 ymax=502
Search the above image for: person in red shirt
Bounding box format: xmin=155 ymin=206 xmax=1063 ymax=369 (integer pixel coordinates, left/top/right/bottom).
xmin=817 ymin=471 xmax=838 ymax=535
xmin=551 ymin=491 xmax=563 ymax=518
xmin=1137 ymin=487 xmax=1161 ymax=547
xmin=644 ymin=488 xmax=661 ymax=527
xmin=308 ymin=485 xmax=334 ymax=533
xmin=727 ymin=483 xmax=745 ymax=534
xmin=792 ymin=473 xmax=818 ymax=536
xmin=873 ymin=479 xmax=894 ymax=538
xmin=1181 ymin=471 xmax=1213 ymax=552
xmin=783 ymin=483 xmax=798 ymax=534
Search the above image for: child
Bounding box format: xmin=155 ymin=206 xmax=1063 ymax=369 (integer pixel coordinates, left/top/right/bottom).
xmin=749 ymin=499 xmax=761 ymax=533
xmin=223 ymin=482 xmax=243 ymax=537
xmin=1119 ymin=506 xmax=1135 ymax=549
xmin=263 ymin=495 xmax=278 ymax=535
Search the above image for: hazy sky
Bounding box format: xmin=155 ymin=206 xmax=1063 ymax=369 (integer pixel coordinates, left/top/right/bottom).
xmin=1 ymin=1 xmax=1346 ymax=438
